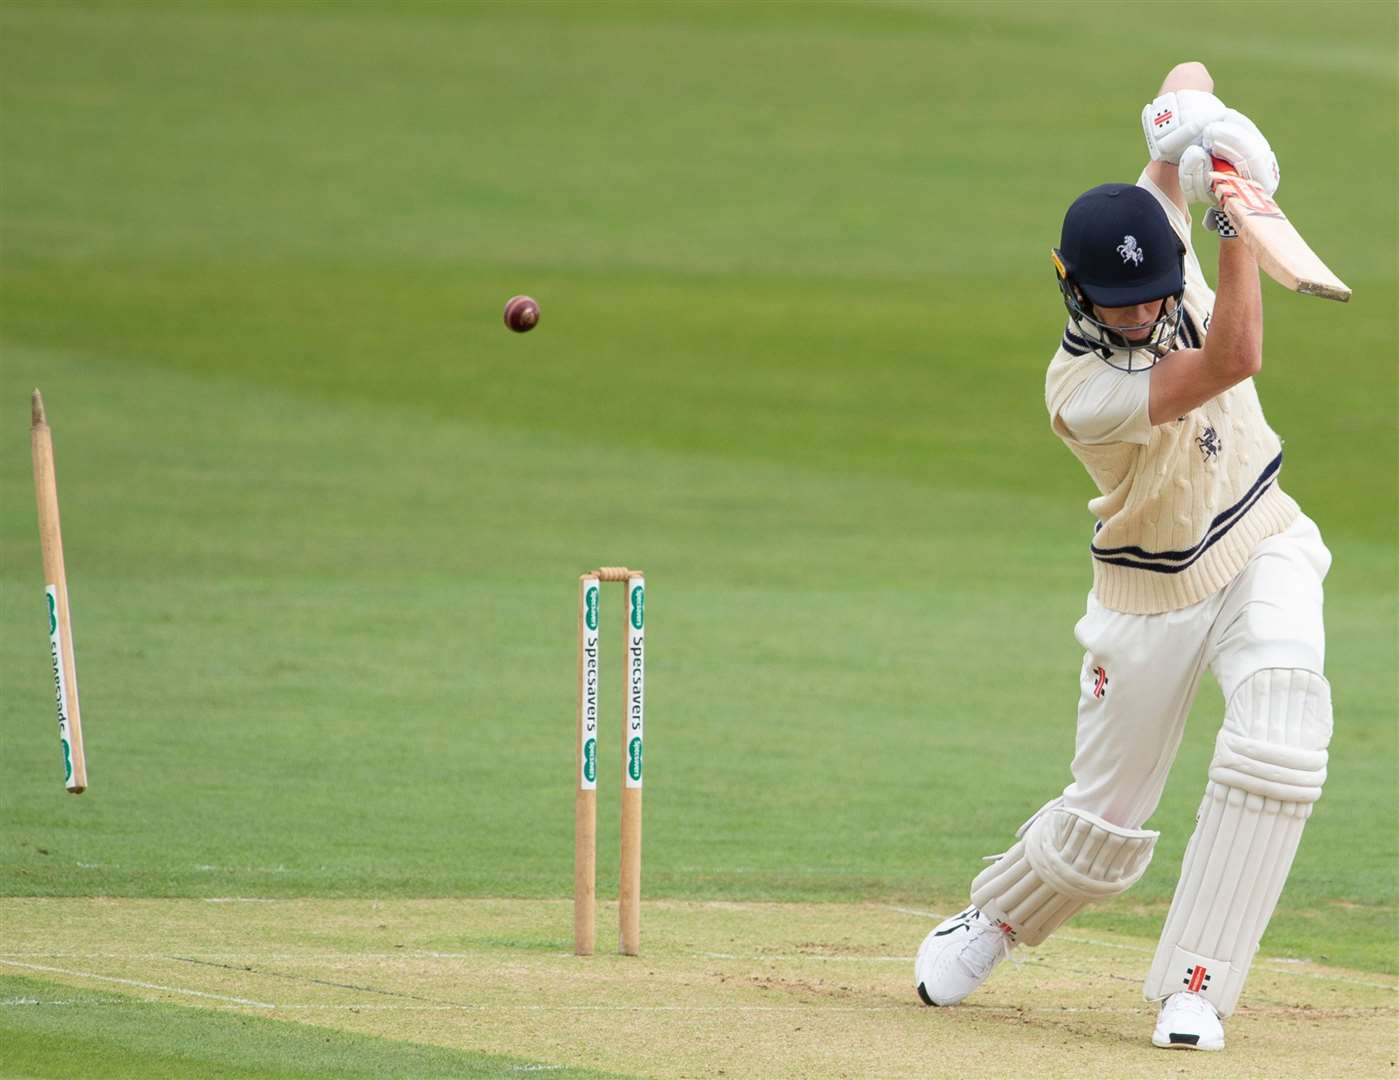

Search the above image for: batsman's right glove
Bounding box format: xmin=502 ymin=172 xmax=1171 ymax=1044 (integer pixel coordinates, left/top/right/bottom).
xmin=1179 ymin=109 xmax=1281 ymax=206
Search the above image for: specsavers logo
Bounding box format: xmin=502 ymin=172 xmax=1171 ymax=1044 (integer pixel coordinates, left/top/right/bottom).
xmin=585 ymin=584 xmax=599 ymax=631
xmin=630 ymin=585 xmax=644 ymax=630
xmin=46 ymin=588 xmax=71 ymax=781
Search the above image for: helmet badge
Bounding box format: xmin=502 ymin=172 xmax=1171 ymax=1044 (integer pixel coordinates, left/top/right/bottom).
xmin=1117 ymin=235 xmax=1145 ymax=266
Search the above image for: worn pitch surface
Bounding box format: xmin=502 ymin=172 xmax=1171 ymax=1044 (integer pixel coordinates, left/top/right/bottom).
xmin=3 ymin=898 xmax=1395 ymax=1078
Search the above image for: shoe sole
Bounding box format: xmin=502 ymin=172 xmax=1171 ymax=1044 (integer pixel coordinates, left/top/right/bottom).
xmin=1152 ymin=1033 xmax=1223 ymax=1051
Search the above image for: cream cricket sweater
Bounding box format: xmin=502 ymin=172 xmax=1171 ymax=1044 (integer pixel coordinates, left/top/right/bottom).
xmin=1043 ymin=176 xmax=1300 ymax=616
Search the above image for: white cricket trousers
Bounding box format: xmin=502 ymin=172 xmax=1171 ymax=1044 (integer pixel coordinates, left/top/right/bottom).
xmin=1061 ymin=513 xmax=1330 ymax=829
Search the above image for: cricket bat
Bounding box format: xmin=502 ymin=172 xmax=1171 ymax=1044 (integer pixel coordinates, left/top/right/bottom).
xmin=1209 ymin=157 xmax=1351 ymax=302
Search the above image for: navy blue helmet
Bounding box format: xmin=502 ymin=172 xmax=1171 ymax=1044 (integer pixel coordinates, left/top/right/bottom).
xmin=1053 ymin=184 xmax=1186 ymax=370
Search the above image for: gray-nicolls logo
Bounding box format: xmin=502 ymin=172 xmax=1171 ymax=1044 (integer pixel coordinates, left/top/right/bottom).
xmin=1196 ymin=425 xmax=1221 ymax=460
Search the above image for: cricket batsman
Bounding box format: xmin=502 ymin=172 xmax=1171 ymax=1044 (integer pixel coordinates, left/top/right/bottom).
xmin=913 ymin=61 xmax=1333 ymax=1051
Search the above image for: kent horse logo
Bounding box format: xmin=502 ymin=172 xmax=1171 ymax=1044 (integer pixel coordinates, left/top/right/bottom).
xmin=1196 ymin=426 xmax=1221 ymax=461
xmin=1117 ymin=235 xmax=1145 ymax=265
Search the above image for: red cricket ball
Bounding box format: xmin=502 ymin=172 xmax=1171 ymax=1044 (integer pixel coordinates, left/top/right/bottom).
xmin=503 ymin=295 xmax=540 ymax=333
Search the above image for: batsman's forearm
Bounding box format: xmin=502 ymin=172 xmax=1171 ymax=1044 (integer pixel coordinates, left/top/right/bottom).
xmin=1204 ymin=238 xmax=1263 ymax=376
xmin=1144 ymin=63 xmax=1215 ymax=214
xmin=1159 ymin=61 xmax=1214 ymax=95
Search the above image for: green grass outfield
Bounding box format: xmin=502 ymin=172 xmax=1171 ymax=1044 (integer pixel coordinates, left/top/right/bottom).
xmin=2 ymin=2 xmax=1395 ymax=1076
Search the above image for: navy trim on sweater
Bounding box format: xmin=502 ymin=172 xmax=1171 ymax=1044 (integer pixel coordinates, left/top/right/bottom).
xmin=1179 ymin=309 xmax=1201 ymax=349
xmin=1089 ymin=452 xmax=1282 ymax=574
xmin=1061 ymin=327 xmax=1094 ymax=357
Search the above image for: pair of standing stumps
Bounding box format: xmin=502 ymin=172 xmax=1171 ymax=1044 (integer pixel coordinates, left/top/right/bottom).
xmin=574 ymin=568 xmax=645 ymax=955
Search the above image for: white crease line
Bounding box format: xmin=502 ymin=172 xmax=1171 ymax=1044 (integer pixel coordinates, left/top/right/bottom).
xmin=697 ymin=952 xmax=909 ymax=963
xmin=0 ymin=999 xmax=902 ymax=1013
xmin=0 ymin=998 xmax=894 ymax=1014
xmin=0 ymin=952 xmax=475 ymax=961
xmin=0 ymin=960 xmax=276 ymax=1009
xmin=1064 ymin=936 xmax=1151 ymax=954
xmin=273 ymin=1003 xmax=910 ymax=1013
xmin=882 ymin=904 xmax=948 ymax=920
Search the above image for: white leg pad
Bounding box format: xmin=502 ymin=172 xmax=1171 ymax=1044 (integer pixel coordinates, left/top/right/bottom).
xmin=971 ymin=801 xmax=1159 ymax=947
xmin=1144 ymin=668 xmax=1332 ymax=1017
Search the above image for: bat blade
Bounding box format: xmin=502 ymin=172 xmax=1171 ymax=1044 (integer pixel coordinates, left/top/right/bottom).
xmin=1208 ymin=158 xmax=1351 ymax=303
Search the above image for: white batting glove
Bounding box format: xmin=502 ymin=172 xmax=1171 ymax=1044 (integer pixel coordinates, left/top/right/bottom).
xmin=1202 ymin=109 xmax=1280 ymax=195
xmin=1141 ymin=89 xmax=1228 ymax=164
xmin=1178 ymin=144 xmax=1216 ymax=206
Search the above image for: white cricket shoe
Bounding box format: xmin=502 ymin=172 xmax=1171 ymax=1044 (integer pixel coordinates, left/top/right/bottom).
xmin=914 ymin=905 xmax=1014 ymax=1006
xmin=1152 ymin=991 xmax=1225 ymax=1051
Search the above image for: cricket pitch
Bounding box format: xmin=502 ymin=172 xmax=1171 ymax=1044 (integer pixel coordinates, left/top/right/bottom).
xmin=2 ymin=898 xmax=1395 ymax=1078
